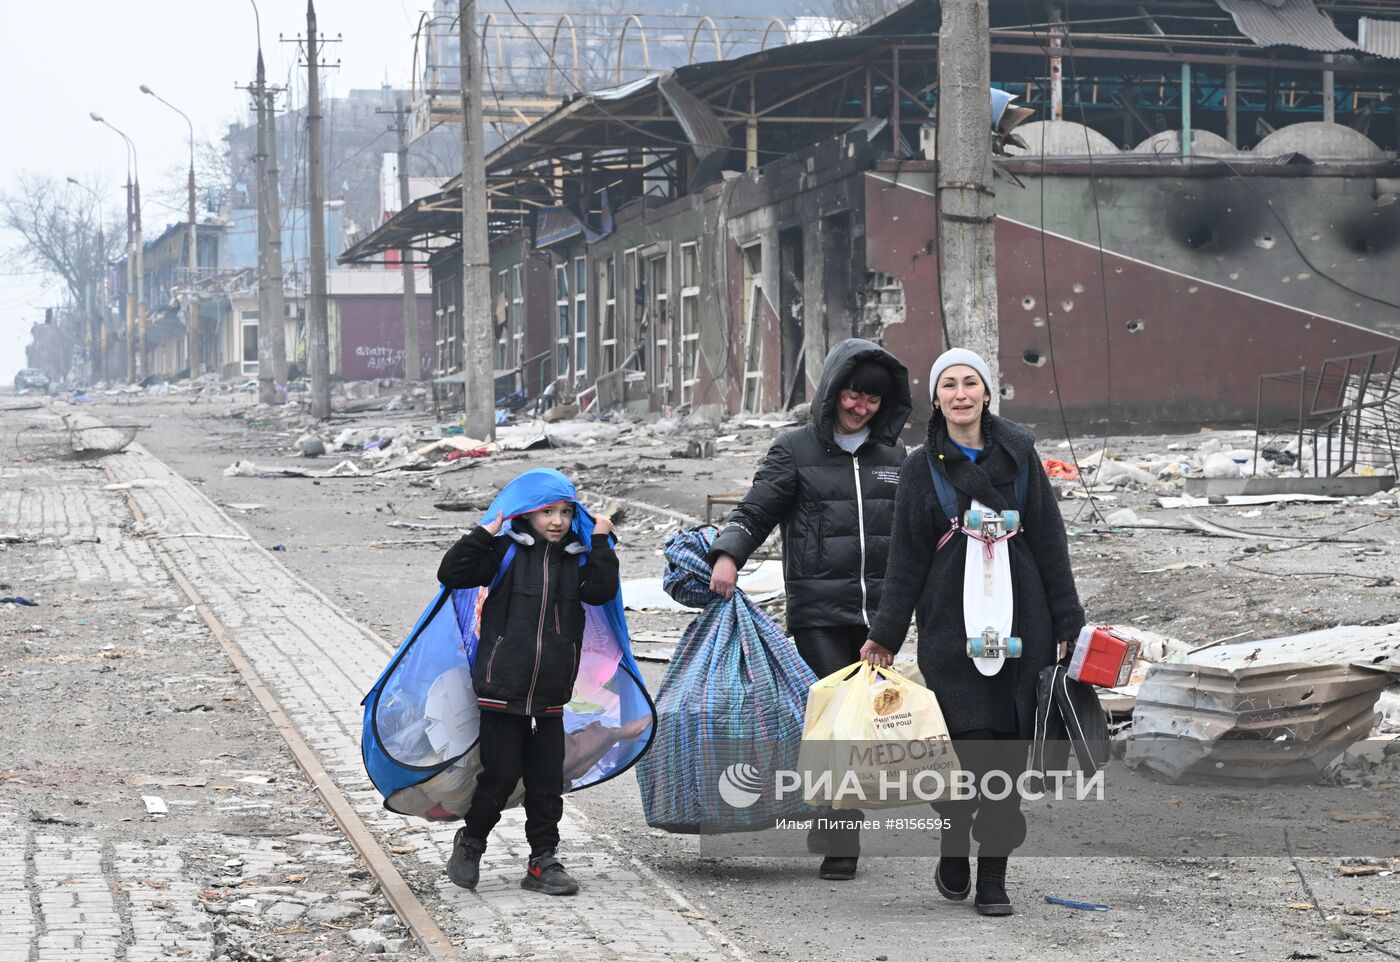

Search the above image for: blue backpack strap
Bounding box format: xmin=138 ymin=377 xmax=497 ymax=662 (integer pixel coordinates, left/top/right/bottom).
xmin=927 ymin=454 xmax=960 ymax=522
xmin=488 ymin=542 xmax=517 ymax=593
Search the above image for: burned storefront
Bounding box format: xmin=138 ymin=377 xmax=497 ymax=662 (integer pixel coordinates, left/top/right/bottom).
xmin=341 ymin=0 xmax=1400 ymax=431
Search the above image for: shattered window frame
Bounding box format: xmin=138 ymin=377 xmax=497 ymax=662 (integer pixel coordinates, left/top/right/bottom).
xmin=741 ymin=243 xmax=764 ymax=413
xmin=240 ymin=309 xmax=259 ymax=376
xmin=555 ymin=263 xmax=570 ymax=384
xmin=680 ymin=241 xmax=700 ymax=406
xmin=494 ymin=268 xmax=511 ymax=371
xmin=510 ymin=264 xmax=524 ymax=373
xmin=625 ymin=247 xmax=642 ymax=374
xmin=600 ymin=254 xmax=617 ymax=375
xmin=648 ymin=251 xmax=671 ymax=398
xmin=574 ymin=255 xmax=588 ymax=381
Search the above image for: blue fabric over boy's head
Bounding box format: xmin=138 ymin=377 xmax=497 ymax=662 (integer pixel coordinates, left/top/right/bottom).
xmin=482 ymin=467 xmax=596 ymax=544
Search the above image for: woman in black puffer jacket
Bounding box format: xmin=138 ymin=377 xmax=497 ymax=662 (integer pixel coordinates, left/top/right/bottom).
xmin=862 ymin=347 xmax=1085 ymax=918
xmin=708 ymin=337 xmax=912 ymax=881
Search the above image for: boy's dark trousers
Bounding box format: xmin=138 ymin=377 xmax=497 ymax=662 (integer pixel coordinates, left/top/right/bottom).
xmin=462 ymin=711 xmax=565 ymax=858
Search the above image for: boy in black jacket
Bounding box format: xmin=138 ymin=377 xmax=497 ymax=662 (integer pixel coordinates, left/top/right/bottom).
xmin=437 ymin=500 xmax=617 ymax=895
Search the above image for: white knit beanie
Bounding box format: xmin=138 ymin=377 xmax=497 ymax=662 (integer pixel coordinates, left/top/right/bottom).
xmin=928 ymin=348 xmax=994 ymax=404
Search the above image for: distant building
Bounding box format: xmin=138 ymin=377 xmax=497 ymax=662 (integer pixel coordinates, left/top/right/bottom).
xmin=345 ymin=0 xmax=1400 ymax=430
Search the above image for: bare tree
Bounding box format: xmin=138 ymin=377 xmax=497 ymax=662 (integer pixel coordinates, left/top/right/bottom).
xmin=1 ymin=173 xmax=124 ymax=378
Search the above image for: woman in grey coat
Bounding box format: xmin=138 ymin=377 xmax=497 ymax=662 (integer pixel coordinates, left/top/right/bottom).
xmin=862 ymin=347 xmax=1085 ymax=916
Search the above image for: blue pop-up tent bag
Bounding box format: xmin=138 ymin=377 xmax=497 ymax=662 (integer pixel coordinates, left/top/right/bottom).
xmin=361 ymin=468 xmax=656 ymax=821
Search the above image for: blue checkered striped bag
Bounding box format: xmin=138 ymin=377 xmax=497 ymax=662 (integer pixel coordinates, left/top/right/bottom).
xmin=638 ymin=526 xmax=818 ymax=833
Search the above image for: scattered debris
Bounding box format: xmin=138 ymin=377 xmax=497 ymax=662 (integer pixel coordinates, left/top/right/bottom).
xmin=135 ymin=774 xmax=209 ymax=788
xmin=0 ymin=596 xmax=38 ymax=606
xmin=1187 ymin=623 xmax=1400 ymax=673
xmin=1156 ymin=494 xmax=1343 ymax=509
xmin=1044 ymin=896 xmax=1111 ymax=911
xmin=1127 ymin=658 xmax=1395 ymax=783
xmin=385 ymin=521 xmax=464 ymax=532
xmin=102 ymin=479 xmax=167 ymax=491
xmin=1094 ymin=460 xmax=1155 ymax=486
xmin=1184 ymin=476 xmax=1396 ymax=498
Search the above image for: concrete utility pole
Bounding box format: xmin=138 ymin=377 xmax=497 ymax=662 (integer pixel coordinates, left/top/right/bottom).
xmin=307 ymin=0 xmax=331 ymax=419
xmin=395 ymin=95 xmax=422 ymax=385
xmin=459 ymin=0 xmax=496 ymax=440
xmin=134 ymin=176 xmax=146 ymax=381
xmin=936 ymin=0 xmax=1000 ymax=411
xmin=254 ymin=53 xmax=278 ymax=404
xmin=265 ymin=85 xmax=289 ymax=388
xmin=125 ymin=178 xmax=135 ymax=382
xmin=187 ymin=147 xmax=197 ymax=375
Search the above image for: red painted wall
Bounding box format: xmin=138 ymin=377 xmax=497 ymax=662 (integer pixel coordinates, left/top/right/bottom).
xmin=864 ymin=174 xmax=1398 ymax=428
xmin=336 ymin=295 xmax=433 ymax=380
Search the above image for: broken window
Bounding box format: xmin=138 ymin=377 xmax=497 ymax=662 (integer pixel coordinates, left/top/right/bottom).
xmin=555 ymin=263 xmax=570 ymax=385
xmin=240 ymin=310 xmax=259 ymax=376
xmin=649 ymin=253 xmax=671 ymax=397
xmin=600 ymin=255 xmax=617 ymax=374
xmin=680 ymin=242 xmax=700 ymax=406
xmin=574 ymin=256 xmax=588 ymax=382
xmin=625 ymin=247 xmax=641 ymax=373
xmin=494 ymin=269 xmax=511 ymax=372
xmin=510 ymin=264 xmax=524 ymax=373
xmin=741 ymin=243 xmax=763 ymax=413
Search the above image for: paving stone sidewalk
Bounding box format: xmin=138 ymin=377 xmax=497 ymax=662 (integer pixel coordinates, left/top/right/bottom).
xmin=85 ymin=439 xmax=740 ymax=961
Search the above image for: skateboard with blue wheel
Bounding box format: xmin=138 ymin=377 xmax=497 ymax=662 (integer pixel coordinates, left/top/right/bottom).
xmin=961 ymin=500 xmax=1022 ymax=676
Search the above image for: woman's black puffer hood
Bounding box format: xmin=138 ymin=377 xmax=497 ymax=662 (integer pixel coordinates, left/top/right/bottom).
xmin=811 ymin=338 xmax=913 ymax=446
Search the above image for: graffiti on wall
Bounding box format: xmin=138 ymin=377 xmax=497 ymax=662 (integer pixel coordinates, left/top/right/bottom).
xmin=356 ymin=344 xmax=408 ymax=372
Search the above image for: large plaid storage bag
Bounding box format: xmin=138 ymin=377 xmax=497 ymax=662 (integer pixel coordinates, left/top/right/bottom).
xmin=637 ymin=526 xmax=817 ymax=833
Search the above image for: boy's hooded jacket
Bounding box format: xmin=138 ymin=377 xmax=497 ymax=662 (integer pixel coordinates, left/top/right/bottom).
xmin=709 ymin=338 xmax=912 ymax=630
xmin=437 ymin=515 xmax=618 ymax=716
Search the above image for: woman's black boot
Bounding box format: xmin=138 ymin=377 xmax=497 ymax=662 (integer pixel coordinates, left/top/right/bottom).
xmin=935 ymin=817 xmax=971 ymax=900
xmin=974 ymin=856 xmax=1013 ymax=916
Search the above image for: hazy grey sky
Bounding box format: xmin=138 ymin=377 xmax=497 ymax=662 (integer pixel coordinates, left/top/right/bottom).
xmin=0 ymin=0 xmax=432 ymax=383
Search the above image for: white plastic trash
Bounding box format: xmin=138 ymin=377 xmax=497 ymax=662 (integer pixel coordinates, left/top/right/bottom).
xmin=1202 ymin=452 xmax=1246 ymax=478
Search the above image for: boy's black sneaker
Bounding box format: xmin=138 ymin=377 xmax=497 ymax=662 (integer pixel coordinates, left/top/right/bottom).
xmin=521 ymin=851 xmax=580 ymax=896
xmin=446 ymin=830 xmax=486 ymax=890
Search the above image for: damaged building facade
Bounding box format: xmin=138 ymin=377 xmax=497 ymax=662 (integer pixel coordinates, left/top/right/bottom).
xmin=341 ymin=0 xmax=1400 ymax=430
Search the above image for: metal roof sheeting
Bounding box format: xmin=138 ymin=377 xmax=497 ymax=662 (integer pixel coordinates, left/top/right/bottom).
xmin=1359 ymin=17 xmax=1400 ymax=60
xmin=1215 ymin=0 xmax=1358 ymax=53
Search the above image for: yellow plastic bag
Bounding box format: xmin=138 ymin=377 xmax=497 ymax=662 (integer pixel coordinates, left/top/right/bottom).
xmin=798 ymin=662 xmax=960 ymax=810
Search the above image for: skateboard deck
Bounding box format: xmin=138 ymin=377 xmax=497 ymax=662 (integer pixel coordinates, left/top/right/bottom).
xmin=962 ymin=499 xmax=1015 ymax=677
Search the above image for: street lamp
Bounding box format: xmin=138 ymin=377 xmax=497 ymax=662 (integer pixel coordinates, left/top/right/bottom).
xmin=142 ymin=83 xmax=200 ymax=378
xmin=90 ymin=112 xmax=144 ymax=383
xmin=65 ymin=177 xmax=108 ymax=383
